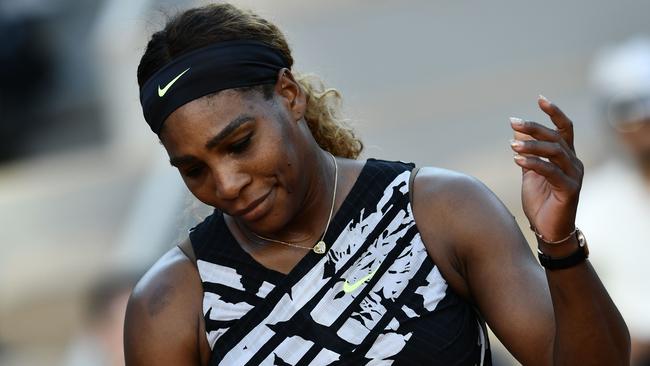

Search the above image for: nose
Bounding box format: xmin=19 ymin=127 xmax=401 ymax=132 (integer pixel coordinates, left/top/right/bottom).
xmin=211 ymin=163 xmax=251 ymax=201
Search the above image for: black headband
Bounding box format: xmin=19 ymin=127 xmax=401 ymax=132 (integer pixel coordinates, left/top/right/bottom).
xmin=139 ymin=40 xmax=290 ymax=135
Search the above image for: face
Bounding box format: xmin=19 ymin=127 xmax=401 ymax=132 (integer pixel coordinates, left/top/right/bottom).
xmin=160 ymin=72 xmax=310 ymax=233
xmin=616 ymin=118 xmax=650 ymax=169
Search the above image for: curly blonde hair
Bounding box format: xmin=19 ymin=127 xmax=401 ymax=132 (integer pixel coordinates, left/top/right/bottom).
xmin=294 ymin=73 xmax=362 ymax=158
xmin=137 ymin=3 xmax=363 ymax=159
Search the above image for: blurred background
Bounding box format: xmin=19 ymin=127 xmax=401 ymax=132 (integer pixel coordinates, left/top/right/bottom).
xmin=1 ymin=0 xmax=649 ymax=365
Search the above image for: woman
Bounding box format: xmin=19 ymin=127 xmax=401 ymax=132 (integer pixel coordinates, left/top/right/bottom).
xmin=124 ymin=4 xmax=630 ymax=365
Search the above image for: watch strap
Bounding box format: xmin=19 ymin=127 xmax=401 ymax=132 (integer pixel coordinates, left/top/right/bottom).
xmin=537 ymin=229 xmax=589 ymax=270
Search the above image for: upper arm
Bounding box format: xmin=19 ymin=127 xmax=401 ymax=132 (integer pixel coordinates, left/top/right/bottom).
xmin=124 ymin=243 xmax=208 ymax=366
xmin=411 ymin=167 xmax=554 ymax=365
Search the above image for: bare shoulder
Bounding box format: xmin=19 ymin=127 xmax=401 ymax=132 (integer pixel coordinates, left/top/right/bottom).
xmin=412 ymin=166 xmax=502 ymax=212
xmin=127 ymin=241 xmax=201 ymax=320
xmin=124 ymin=238 xmax=210 ymax=365
xmin=410 ymin=167 xmax=528 ymax=299
xmin=412 ymin=166 xmax=519 ymax=248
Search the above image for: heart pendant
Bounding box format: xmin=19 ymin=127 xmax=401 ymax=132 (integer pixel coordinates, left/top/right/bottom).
xmin=313 ymin=241 xmax=326 ymax=254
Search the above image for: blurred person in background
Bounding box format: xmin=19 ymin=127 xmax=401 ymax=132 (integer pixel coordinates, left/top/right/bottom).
xmin=124 ymin=3 xmax=629 ymax=365
xmin=64 ymin=273 xmax=136 ymax=366
xmin=578 ymin=37 xmax=650 ymax=366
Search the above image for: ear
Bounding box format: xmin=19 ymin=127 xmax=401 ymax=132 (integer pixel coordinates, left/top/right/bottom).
xmin=274 ymin=68 xmax=306 ymax=122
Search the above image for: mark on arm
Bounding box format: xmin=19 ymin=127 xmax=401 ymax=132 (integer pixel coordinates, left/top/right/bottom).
xmin=147 ymin=283 xmax=174 ymax=317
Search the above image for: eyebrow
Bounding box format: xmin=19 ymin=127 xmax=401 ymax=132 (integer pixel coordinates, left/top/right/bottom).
xmin=169 ymin=155 xmax=198 ymax=168
xmin=204 ymin=114 xmax=255 ymax=150
xmin=169 ymin=114 xmax=255 ymax=167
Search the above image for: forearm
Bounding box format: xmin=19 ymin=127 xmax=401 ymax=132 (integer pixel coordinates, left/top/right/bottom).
xmin=542 ymin=239 xmax=630 ymax=365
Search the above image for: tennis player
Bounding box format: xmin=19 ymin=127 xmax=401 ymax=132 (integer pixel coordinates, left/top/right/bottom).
xmin=125 ymin=4 xmax=629 ymax=365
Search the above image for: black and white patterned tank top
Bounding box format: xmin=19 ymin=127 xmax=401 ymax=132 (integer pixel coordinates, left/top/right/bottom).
xmin=189 ymin=158 xmax=491 ymax=365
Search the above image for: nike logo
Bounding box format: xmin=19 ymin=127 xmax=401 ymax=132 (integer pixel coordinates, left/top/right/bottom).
xmin=343 ymin=268 xmax=378 ymax=293
xmin=158 ymin=67 xmax=190 ymax=97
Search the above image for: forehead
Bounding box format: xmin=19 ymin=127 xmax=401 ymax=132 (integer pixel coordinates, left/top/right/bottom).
xmin=160 ymin=89 xmax=267 ymax=143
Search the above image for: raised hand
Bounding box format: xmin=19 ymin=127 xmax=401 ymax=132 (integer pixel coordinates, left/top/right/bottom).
xmin=509 ymin=96 xmax=584 ymax=242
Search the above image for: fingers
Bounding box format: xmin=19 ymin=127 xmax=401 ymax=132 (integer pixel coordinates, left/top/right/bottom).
xmin=513 ymin=155 xmax=579 ymax=192
xmin=537 ymin=95 xmax=575 ymax=151
xmin=510 ymin=139 xmax=578 ymax=177
xmin=510 ymin=117 xmax=563 ymax=144
xmin=508 ymin=96 xmax=585 ymax=191
xmin=510 ymin=115 xmax=576 ymax=163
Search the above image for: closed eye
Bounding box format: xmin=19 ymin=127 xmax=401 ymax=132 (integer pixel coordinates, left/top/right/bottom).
xmin=229 ymin=133 xmax=253 ymax=154
xmin=183 ymin=165 xmax=204 ymax=178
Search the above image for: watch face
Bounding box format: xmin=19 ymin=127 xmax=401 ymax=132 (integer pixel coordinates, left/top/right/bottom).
xmin=577 ymin=229 xmax=589 ymax=257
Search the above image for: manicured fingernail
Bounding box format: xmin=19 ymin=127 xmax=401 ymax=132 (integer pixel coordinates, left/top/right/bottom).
xmin=513 ymin=154 xmax=525 ymax=161
xmin=510 ymin=117 xmax=524 ymax=126
xmin=538 ymin=94 xmax=549 ymax=102
xmin=510 ymin=139 xmax=523 ymax=148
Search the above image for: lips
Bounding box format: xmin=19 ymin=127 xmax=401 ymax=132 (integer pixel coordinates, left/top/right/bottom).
xmin=231 ymin=189 xmax=273 ymax=220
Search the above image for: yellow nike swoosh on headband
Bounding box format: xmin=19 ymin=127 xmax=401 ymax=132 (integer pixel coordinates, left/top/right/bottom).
xmin=343 ymin=268 xmax=378 ymax=294
xmin=158 ymin=67 xmax=191 ymax=97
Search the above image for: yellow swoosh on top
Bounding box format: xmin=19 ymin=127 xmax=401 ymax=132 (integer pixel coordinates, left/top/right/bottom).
xmin=158 ymin=67 xmax=190 ymax=97
xmin=343 ymin=268 xmax=378 ymax=293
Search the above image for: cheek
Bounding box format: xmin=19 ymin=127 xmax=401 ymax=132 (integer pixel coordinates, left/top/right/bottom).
xmin=244 ymin=137 xmax=301 ymax=213
xmin=181 ymin=173 xmax=217 ymax=206
xmin=251 ymin=127 xmax=292 ymax=173
xmin=641 ymin=128 xmax=650 ymax=146
xmin=268 ymin=140 xmax=300 ymax=188
xmin=273 ymin=152 xmax=309 ymax=214
xmin=622 ymin=130 xmax=650 ymax=152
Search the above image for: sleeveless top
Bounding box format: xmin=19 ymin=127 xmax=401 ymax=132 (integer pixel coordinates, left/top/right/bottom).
xmin=189 ymin=158 xmax=492 ymax=366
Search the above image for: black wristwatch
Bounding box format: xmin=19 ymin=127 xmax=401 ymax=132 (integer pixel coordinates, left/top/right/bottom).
xmin=537 ymin=229 xmax=589 ymax=270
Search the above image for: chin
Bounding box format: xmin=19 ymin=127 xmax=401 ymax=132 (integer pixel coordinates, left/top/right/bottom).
xmin=230 ymin=195 xmax=269 ymax=228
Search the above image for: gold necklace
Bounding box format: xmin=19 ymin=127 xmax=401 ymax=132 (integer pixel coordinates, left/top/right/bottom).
xmin=250 ymin=152 xmax=337 ymax=254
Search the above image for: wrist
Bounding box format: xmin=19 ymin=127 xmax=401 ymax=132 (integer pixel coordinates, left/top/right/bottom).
xmin=530 ymin=224 xmax=577 ymax=244
xmin=537 ymin=228 xmax=590 ymax=270
xmin=537 ymin=235 xmax=580 ymax=257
